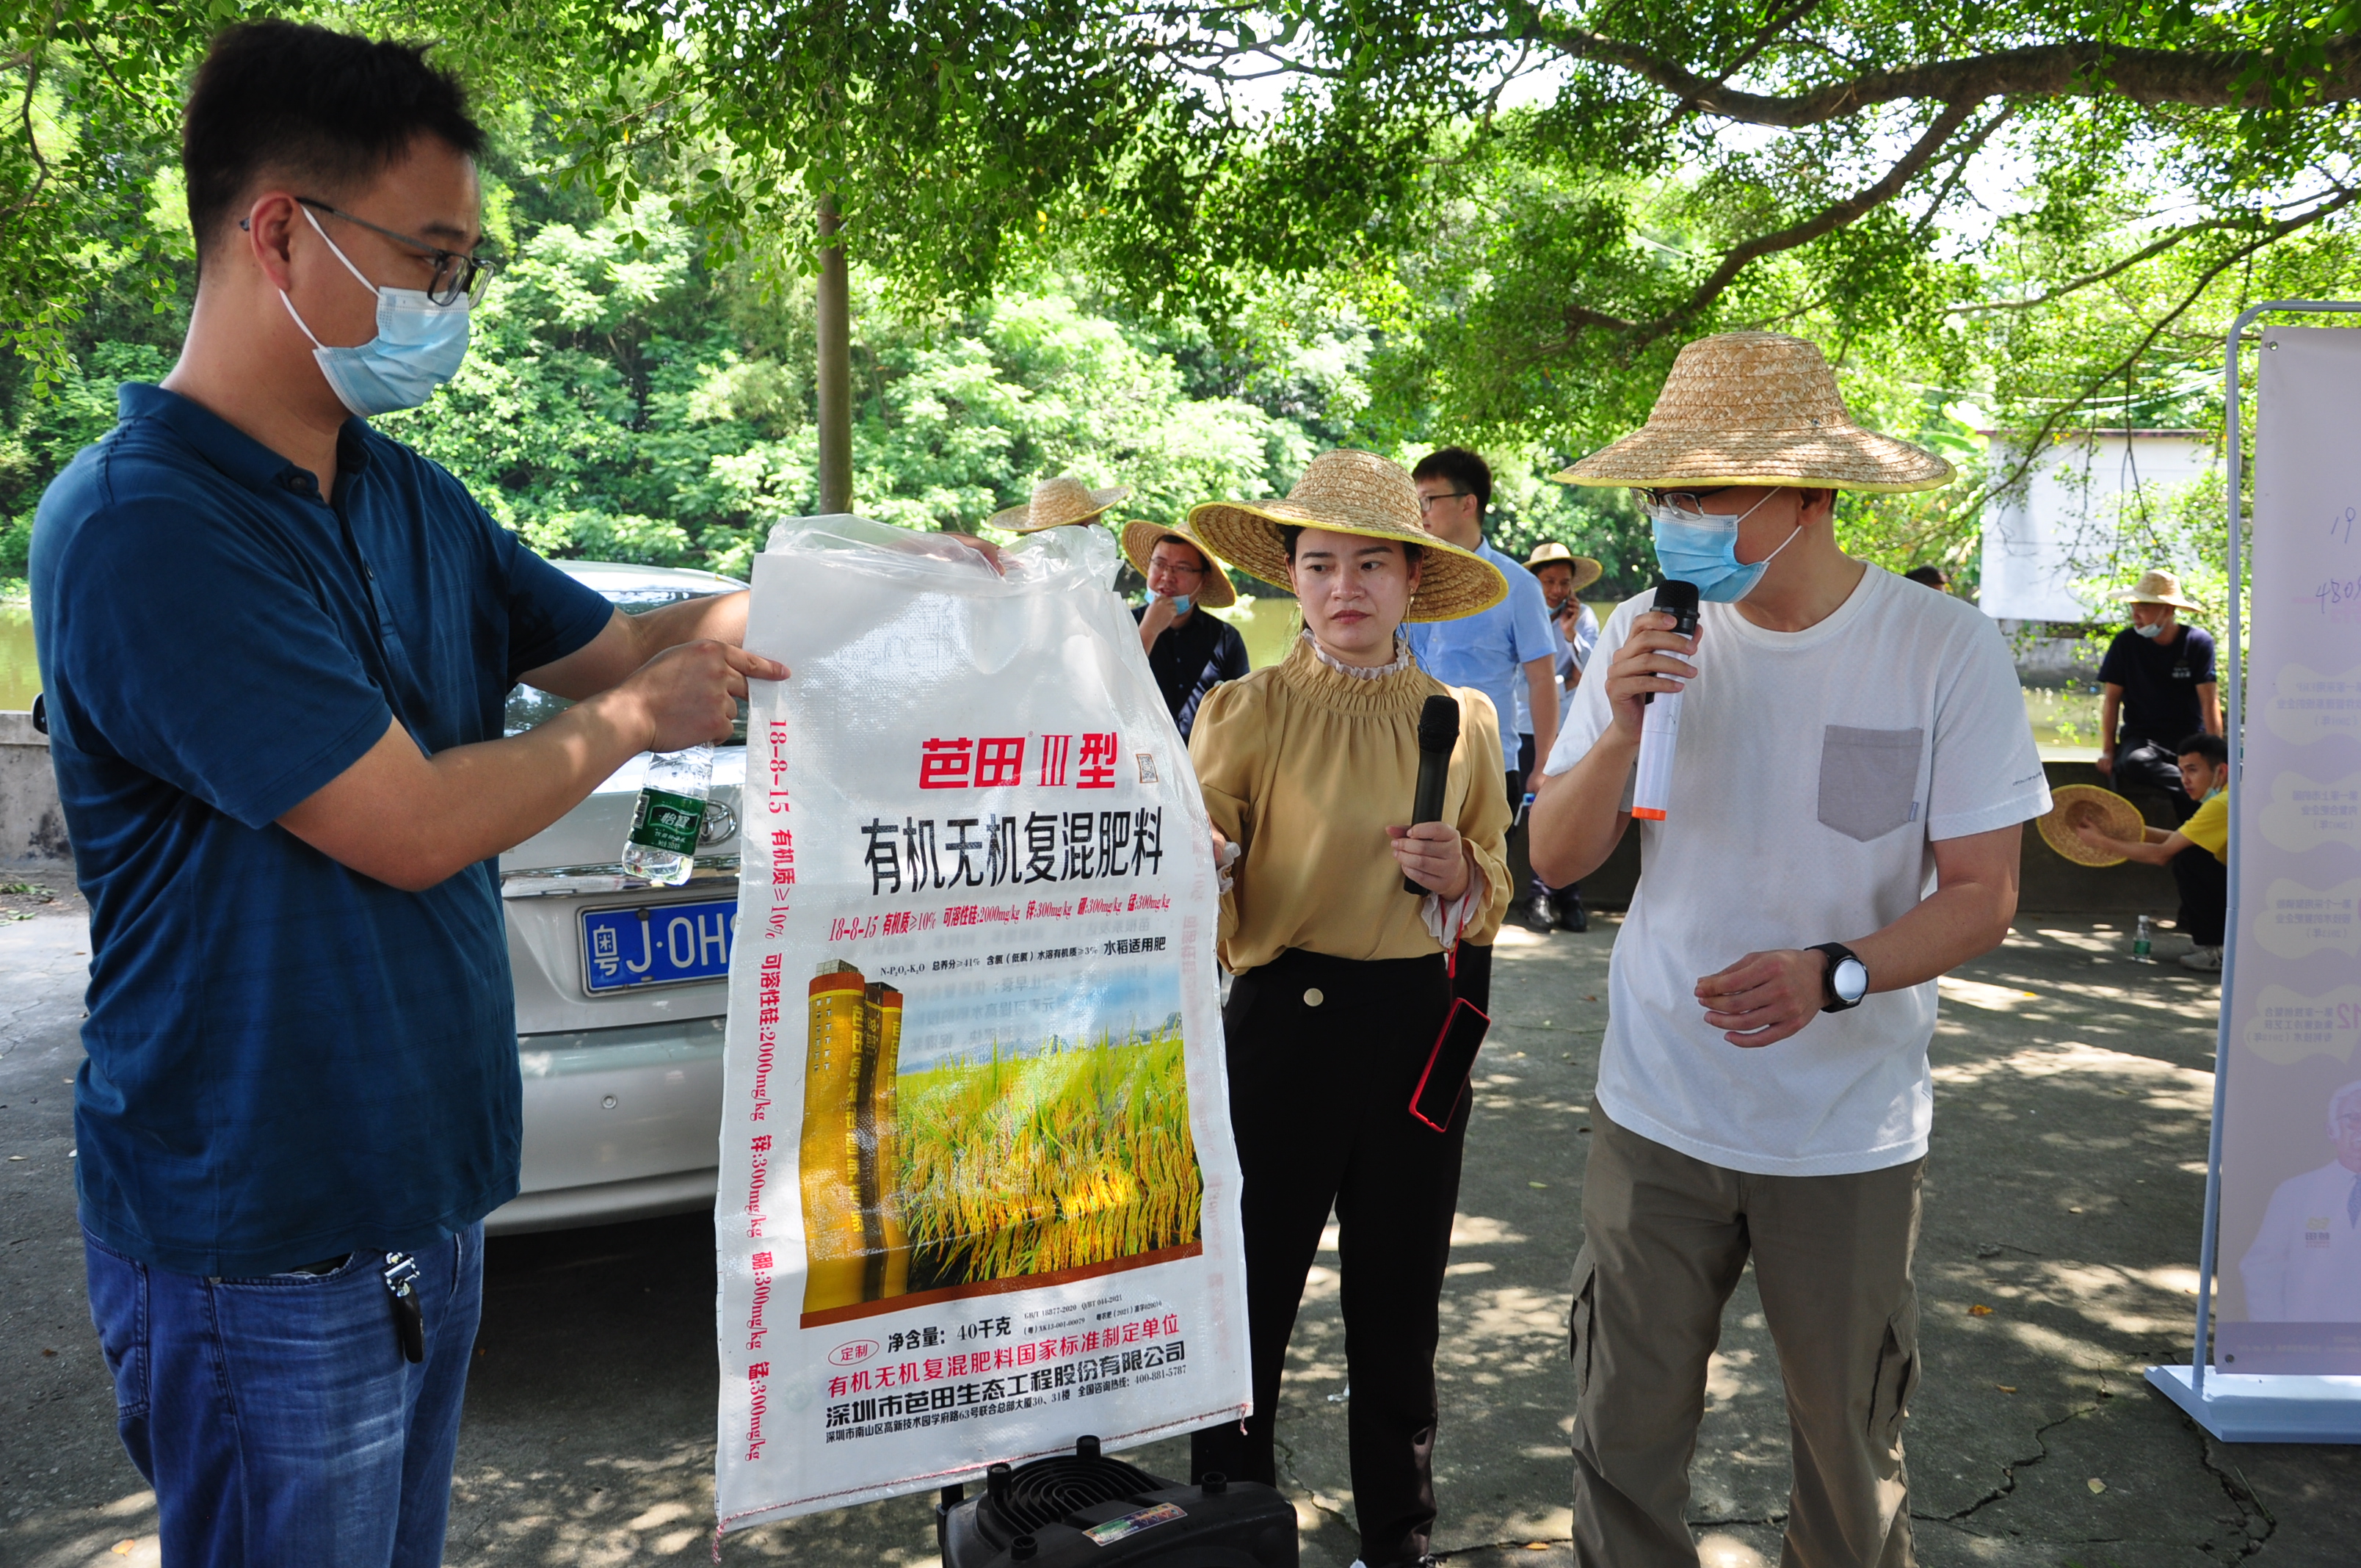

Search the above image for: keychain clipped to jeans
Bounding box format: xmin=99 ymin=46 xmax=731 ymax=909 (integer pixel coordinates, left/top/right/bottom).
xmin=383 ymin=1252 xmax=424 ymax=1363
xmin=1409 ymin=901 xmax=1490 ymax=1132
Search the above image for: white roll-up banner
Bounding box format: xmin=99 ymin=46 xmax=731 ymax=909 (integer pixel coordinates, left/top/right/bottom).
xmin=712 ymin=517 xmax=1251 ymax=1531
xmin=2215 ymin=326 xmax=2361 ymax=1373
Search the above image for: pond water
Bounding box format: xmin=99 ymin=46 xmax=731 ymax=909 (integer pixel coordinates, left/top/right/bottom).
xmin=1204 ymin=597 xmax=1299 ymax=670
xmin=0 ymin=593 xmax=2104 ymax=758
xmin=1 ymin=603 xmax=35 ymax=711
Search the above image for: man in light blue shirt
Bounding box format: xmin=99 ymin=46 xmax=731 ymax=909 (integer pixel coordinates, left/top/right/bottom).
xmin=1523 ymin=542 xmax=1605 ymax=932
xmin=1405 ymin=448 xmax=1561 ymax=999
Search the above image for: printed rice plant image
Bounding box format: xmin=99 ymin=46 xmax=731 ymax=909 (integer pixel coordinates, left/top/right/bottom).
xmin=896 ymin=1020 xmax=1204 ymax=1293
xmin=797 ymin=959 xmax=1203 ymax=1315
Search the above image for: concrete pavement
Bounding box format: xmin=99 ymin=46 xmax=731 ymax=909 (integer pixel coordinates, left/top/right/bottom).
xmin=4 ymin=880 xmax=2356 ymax=1565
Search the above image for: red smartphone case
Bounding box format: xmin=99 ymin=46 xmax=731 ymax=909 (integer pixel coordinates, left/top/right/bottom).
xmin=1409 ymin=995 xmax=1491 ymax=1131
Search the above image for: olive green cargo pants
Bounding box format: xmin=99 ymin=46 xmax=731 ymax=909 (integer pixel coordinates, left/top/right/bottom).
xmin=1568 ymin=1110 xmax=1923 ymax=1568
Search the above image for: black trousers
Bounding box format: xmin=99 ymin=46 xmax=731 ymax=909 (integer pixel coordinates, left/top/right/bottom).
xmin=2171 ymin=844 xmax=2228 ymax=946
xmin=1514 ymin=745 xmax=1580 ymax=909
xmin=2114 ymin=739 xmax=2199 ymax=927
xmin=2113 ymin=739 xmax=2197 ymax=824
xmin=1194 ymin=948 xmax=1467 ymax=1568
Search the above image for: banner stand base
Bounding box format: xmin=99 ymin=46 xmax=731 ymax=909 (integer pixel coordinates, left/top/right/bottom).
xmin=2146 ymin=1365 xmax=2361 ymax=1442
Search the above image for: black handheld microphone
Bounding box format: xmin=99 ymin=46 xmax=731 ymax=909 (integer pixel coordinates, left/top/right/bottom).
xmin=1639 ymin=578 xmax=1700 ymax=706
xmin=1632 ymin=578 xmax=1700 ymax=821
xmin=1404 ymin=694 xmax=1462 ymax=895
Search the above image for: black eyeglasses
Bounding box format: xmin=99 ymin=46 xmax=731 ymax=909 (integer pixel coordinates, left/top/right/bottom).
xmin=297 ymin=197 xmax=496 ymax=306
xmin=1640 ymin=487 xmax=1737 ymax=515
xmin=1415 ymin=490 xmax=1472 ymax=513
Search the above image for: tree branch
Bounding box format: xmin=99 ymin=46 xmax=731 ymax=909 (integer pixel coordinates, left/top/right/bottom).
xmin=1905 ymin=103 xmax=2014 ymax=246
xmin=1951 ymin=189 xmax=2357 ymax=315
xmin=1562 ymin=98 xmax=1979 ymax=352
xmin=3 ymin=1 xmax=64 ymax=222
xmin=1494 ymin=10 xmax=2361 ymax=125
xmin=1665 ymin=0 xmax=1827 ymax=123
xmin=1970 ymin=198 xmax=2358 ymax=510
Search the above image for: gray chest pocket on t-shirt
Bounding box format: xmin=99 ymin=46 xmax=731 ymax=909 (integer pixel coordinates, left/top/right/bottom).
xmin=1817 ymin=725 xmax=1925 ymax=843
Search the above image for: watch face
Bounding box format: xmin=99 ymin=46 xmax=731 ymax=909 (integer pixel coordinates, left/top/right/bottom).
xmin=1834 ymin=957 xmax=1869 ymax=1004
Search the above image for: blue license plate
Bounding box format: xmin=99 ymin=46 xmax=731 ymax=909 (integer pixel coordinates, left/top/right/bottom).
xmin=581 ymin=898 xmax=738 ymax=994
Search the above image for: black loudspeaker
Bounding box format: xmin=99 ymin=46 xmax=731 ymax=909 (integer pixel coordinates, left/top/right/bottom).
xmin=937 ymin=1437 xmax=1297 ymax=1568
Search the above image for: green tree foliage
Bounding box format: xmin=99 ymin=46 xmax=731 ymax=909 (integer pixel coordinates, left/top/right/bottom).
xmin=16 ymin=3 xmax=2360 ymax=415
xmin=0 ymin=136 xmax=1652 ymax=597
xmin=1 ymin=1 xmax=271 ymax=388
xmin=15 ymin=2 xmax=2357 ymax=597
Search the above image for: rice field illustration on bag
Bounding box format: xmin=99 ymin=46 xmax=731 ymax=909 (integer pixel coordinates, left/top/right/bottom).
xmin=799 ymin=959 xmax=1204 ymax=1320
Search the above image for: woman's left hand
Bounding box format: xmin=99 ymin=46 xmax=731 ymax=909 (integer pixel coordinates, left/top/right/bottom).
xmin=1388 ymin=821 xmax=1470 ymax=900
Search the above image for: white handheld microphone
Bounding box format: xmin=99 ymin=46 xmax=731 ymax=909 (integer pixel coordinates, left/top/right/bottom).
xmin=1631 ymin=578 xmax=1700 ymax=823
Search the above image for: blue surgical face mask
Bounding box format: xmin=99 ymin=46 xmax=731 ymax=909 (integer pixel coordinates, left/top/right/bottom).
xmin=1642 ymin=489 xmax=1802 ymax=603
xmin=1170 ymin=595 xmax=1192 ymax=614
xmin=280 ymin=206 xmax=471 ymax=416
xmin=2133 ymin=620 xmax=2165 ymax=639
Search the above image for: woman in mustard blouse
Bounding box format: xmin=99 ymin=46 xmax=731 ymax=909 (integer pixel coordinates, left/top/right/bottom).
xmin=1185 ymin=450 xmax=1512 ymax=1568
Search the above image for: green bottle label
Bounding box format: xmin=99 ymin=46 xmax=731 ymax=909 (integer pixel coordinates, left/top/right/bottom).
xmin=629 ymin=788 xmax=706 ymax=855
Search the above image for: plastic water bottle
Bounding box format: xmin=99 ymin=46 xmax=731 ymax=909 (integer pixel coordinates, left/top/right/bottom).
xmin=2130 ymin=915 xmax=2155 ymax=964
xmin=623 ymin=746 xmax=714 ymax=886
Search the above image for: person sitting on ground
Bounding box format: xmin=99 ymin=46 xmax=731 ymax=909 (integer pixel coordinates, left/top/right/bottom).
xmin=1185 ymin=449 xmax=1512 ymax=1568
xmin=2072 ymin=731 xmax=2230 ymax=973
xmin=1122 ymin=518 xmax=1250 ymax=740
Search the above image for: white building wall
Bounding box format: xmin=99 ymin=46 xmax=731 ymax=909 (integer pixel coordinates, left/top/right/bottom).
xmin=1979 ymin=432 xmax=2216 ymax=622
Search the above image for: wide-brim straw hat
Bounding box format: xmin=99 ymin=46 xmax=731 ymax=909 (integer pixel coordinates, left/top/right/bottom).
xmin=987 ymin=475 xmax=1128 ymax=533
xmin=1120 ymin=519 xmax=1238 ymax=609
xmin=1555 ymin=331 xmax=1954 ymax=494
xmin=1525 ymin=540 xmax=1605 ymax=595
xmin=1186 ymin=450 xmax=1508 ymax=623
xmin=2039 ymin=785 xmax=2147 ymax=868
xmin=2119 ymin=569 xmax=2200 ymax=611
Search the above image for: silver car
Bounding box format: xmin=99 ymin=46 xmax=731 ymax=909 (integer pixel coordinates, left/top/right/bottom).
xmin=487 ymin=560 xmax=745 ymax=1234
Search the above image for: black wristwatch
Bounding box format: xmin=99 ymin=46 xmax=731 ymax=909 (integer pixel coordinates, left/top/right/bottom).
xmin=1809 ymin=943 xmax=1869 ymax=1012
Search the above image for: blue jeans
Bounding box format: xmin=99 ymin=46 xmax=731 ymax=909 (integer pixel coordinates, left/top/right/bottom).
xmin=83 ymin=1223 xmax=484 ymax=1567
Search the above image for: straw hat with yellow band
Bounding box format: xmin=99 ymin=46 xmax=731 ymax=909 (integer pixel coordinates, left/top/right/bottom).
xmin=2038 ymin=784 xmax=2147 ymax=868
xmin=987 ymin=474 xmax=1128 ymax=534
xmin=1120 ymin=519 xmax=1238 ymax=609
xmin=1186 ymin=449 xmax=1508 ymax=623
xmin=1524 ymin=540 xmax=1604 ymax=596
xmin=1554 ymin=330 xmax=1954 ymax=495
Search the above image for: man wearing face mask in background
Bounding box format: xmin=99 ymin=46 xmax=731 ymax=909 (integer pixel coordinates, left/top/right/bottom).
xmin=1528 ymin=333 xmax=2049 ymax=1568
xmin=30 ymin=24 xmax=785 ymax=1564
xmin=2095 ymin=570 xmax=2221 ymax=830
xmin=1124 ymin=518 xmax=1252 ymax=741
xmin=1404 ymin=447 xmax=1559 ymax=1009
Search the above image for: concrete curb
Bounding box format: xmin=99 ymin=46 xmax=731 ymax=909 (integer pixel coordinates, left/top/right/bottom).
xmin=0 ymin=708 xmax=68 ymax=868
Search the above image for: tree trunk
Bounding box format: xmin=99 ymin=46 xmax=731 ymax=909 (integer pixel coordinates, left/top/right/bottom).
xmin=816 ymin=193 xmax=853 ymax=515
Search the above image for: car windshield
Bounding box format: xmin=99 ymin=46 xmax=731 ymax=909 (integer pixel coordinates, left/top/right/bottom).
xmin=502 ymin=582 xmax=748 ymax=745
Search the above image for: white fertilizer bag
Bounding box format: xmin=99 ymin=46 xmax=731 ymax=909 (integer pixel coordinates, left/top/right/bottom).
xmin=714 ymin=515 xmax=1250 ymax=1535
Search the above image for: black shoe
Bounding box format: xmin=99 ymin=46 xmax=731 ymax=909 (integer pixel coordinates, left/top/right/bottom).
xmin=1556 ymin=896 xmax=1588 ymax=932
xmin=1520 ymin=894 xmax=1558 ymax=934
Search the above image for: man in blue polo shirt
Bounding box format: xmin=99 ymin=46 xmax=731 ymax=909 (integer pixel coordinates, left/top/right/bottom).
xmin=30 ymin=24 xmax=785 ymax=1565
xmin=1404 ymin=447 xmax=1560 ymax=1008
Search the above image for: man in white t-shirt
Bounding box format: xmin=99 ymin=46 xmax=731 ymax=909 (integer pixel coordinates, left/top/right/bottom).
xmin=1528 ymin=332 xmax=2051 ymax=1568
